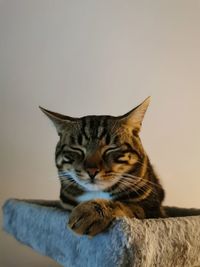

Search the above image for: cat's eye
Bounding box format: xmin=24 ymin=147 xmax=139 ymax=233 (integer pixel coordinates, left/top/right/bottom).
xmin=115 ymin=154 xmax=129 ymax=164
xmin=62 ymin=146 xmax=85 ymax=164
xmin=68 ymin=146 xmax=85 ymax=158
xmin=103 ymin=146 xmax=119 ymax=156
xmin=63 ymin=155 xmax=74 ymax=164
xmin=102 ymin=146 xmax=120 ymax=161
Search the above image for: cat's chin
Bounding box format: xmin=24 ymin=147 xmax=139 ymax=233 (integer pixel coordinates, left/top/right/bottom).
xmin=78 ymin=179 xmax=120 ymax=192
xmin=69 ymin=172 xmax=119 ymax=192
xmin=79 ymin=182 xmax=108 ymax=192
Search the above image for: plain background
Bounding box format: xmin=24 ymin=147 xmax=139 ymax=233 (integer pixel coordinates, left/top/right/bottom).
xmin=1 ymin=1 xmax=200 ymax=266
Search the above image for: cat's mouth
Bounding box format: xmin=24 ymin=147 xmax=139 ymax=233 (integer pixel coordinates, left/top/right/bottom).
xmin=58 ymin=170 xmax=120 ymax=191
xmin=80 ymin=175 xmax=121 ymax=191
xmin=75 ymin=173 xmax=119 ymax=191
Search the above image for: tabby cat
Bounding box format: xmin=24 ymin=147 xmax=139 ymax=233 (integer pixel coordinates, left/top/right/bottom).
xmin=40 ymin=97 xmax=165 ymax=236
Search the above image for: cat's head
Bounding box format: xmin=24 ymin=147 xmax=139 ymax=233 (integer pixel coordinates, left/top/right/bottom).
xmin=40 ymin=97 xmax=150 ymax=192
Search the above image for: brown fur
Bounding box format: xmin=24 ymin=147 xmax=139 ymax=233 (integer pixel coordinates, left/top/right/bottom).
xmin=40 ymin=97 xmax=166 ymax=236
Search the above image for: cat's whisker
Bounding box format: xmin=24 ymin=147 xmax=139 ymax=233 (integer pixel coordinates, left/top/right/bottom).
xmin=41 ymin=176 xmax=60 ymax=181
xmin=114 ymin=181 xmax=140 ymax=197
xmin=108 ymin=171 xmax=162 ymax=188
xmin=117 ymin=181 xmax=154 ymax=197
xmin=60 ymin=178 xmax=77 ymax=187
xmin=107 ymin=174 xmax=158 ymax=197
xmin=120 ymin=180 xmax=157 ymax=195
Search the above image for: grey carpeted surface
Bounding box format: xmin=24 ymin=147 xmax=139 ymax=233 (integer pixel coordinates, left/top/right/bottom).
xmin=2 ymin=199 xmax=200 ymax=267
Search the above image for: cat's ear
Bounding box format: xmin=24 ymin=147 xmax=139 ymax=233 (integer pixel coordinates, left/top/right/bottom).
xmin=39 ymin=106 xmax=75 ymax=135
xmin=119 ymin=97 xmax=151 ymax=132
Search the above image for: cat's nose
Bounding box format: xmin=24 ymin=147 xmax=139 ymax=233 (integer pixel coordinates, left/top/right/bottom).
xmin=86 ymin=168 xmax=99 ymax=180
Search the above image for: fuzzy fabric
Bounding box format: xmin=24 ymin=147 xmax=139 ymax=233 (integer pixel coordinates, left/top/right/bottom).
xmin=2 ymin=199 xmax=200 ymax=267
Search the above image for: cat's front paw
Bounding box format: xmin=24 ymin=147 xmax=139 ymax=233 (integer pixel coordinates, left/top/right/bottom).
xmin=68 ymin=199 xmax=114 ymax=236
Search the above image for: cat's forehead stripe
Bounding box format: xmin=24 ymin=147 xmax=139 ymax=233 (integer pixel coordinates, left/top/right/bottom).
xmin=80 ymin=116 xmax=110 ymax=141
xmin=90 ymin=117 xmax=99 ymax=138
xmin=81 ymin=117 xmax=90 ymax=140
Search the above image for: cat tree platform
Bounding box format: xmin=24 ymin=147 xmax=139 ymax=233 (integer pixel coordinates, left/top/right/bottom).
xmin=2 ymin=199 xmax=200 ymax=267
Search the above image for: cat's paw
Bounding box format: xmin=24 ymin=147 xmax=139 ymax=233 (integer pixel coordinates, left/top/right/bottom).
xmin=67 ymin=199 xmax=114 ymax=236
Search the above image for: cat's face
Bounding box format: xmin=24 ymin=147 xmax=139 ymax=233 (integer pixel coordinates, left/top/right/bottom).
xmin=54 ymin=116 xmax=145 ymax=191
xmin=40 ymin=97 xmax=150 ymax=192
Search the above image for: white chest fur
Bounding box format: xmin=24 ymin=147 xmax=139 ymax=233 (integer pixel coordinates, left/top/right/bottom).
xmin=76 ymin=191 xmax=112 ymax=203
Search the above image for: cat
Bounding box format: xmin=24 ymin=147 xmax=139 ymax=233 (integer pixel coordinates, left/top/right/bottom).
xmin=40 ymin=97 xmax=165 ymax=236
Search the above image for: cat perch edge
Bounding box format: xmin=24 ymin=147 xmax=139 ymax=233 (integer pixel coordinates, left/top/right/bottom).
xmin=2 ymin=199 xmax=200 ymax=267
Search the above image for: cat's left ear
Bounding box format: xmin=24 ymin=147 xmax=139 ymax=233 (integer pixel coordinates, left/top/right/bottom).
xmin=39 ymin=106 xmax=76 ymax=135
xmin=119 ymin=97 xmax=151 ymax=132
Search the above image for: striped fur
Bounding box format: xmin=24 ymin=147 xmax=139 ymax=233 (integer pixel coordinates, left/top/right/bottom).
xmin=40 ymin=97 xmax=165 ymax=222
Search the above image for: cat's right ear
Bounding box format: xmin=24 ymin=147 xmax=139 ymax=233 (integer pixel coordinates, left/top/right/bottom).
xmin=39 ymin=106 xmax=75 ymax=135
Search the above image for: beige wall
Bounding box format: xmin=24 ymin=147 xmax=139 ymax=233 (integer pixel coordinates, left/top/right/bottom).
xmin=1 ymin=1 xmax=200 ymax=266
